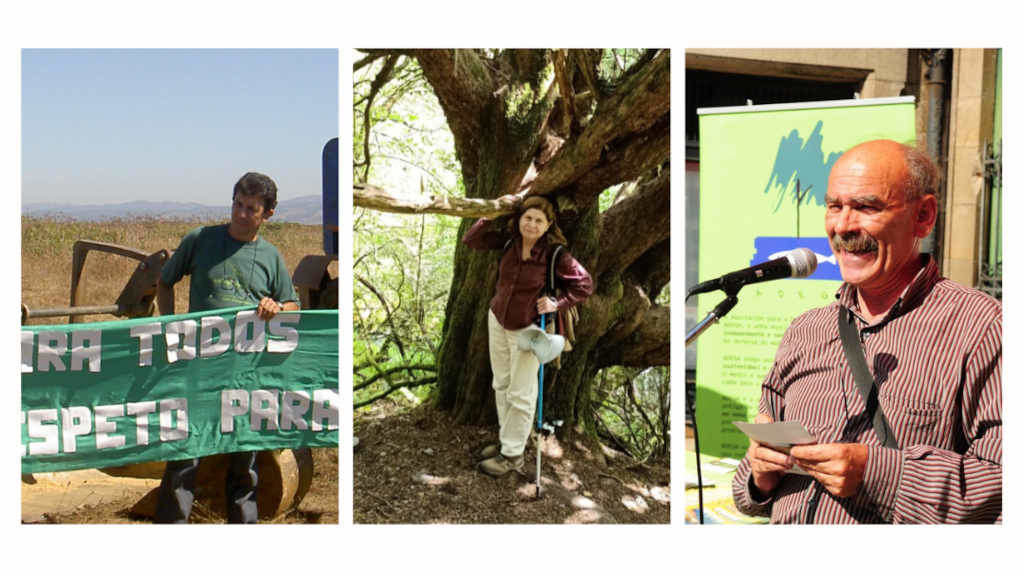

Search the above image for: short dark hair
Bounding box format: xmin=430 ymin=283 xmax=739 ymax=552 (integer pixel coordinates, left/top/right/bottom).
xmin=233 ymin=172 xmax=278 ymax=211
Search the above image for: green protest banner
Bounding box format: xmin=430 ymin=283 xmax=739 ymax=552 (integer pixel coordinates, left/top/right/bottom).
xmin=695 ymin=97 xmax=915 ymax=458
xmin=21 ymin=307 xmax=338 ymax=474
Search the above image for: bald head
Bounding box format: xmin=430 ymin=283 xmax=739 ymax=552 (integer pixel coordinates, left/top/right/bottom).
xmin=835 ymin=140 xmax=938 ymax=202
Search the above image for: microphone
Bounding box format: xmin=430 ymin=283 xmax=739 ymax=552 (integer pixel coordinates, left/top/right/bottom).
xmin=686 ymin=248 xmax=817 ymax=298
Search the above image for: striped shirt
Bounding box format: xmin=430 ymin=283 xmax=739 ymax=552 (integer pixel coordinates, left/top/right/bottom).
xmin=732 ymin=256 xmax=1002 ymax=523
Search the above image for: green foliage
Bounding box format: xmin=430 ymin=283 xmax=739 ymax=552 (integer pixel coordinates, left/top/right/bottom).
xmin=353 ymin=51 xmax=466 ymax=408
xmin=598 ymin=183 xmax=629 ymax=213
xmin=353 ymin=210 xmax=459 ymax=408
xmin=353 ymin=54 xmax=460 ymax=194
xmin=593 ymin=365 xmax=670 ymax=462
xmin=599 ymin=49 xmax=649 ymax=82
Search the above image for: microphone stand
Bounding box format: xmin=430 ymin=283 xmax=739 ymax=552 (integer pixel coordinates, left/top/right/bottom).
xmin=685 ymin=290 xmax=739 ymax=525
xmin=686 ymin=293 xmax=739 ymax=347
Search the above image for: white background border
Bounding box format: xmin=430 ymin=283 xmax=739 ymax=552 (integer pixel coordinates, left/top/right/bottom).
xmin=3 ymin=1 xmax=1017 ymax=574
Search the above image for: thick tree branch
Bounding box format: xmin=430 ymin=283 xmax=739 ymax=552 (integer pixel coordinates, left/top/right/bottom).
xmin=353 ymin=183 xmax=526 ymax=218
xmin=571 ymin=49 xmax=603 ymax=101
xmin=624 ymin=239 xmax=671 ymax=302
xmin=596 ymin=282 xmax=653 ymax=352
xmin=497 ymin=49 xmax=550 ymax=88
xmin=572 ymin=115 xmax=670 ymax=204
xmin=595 ymin=167 xmax=670 ymax=278
xmin=551 ymin=50 xmax=576 ymax=137
xmin=504 ymin=69 xmax=561 ymax=197
xmin=526 ymin=50 xmax=669 ymax=199
xmin=413 ymin=49 xmax=495 ymax=185
xmin=598 ymin=305 xmax=670 ymax=368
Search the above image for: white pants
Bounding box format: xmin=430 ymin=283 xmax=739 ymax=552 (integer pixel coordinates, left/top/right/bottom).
xmin=488 ymin=309 xmax=540 ymax=458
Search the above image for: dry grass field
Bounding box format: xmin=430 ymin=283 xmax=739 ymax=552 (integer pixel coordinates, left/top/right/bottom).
xmin=22 ymin=216 xmax=335 ymax=323
xmin=21 ymin=216 xmax=339 ymax=524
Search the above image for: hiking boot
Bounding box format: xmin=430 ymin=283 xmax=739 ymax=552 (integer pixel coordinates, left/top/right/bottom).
xmin=476 ymin=443 xmax=500 ymax=461
xmin=478 ymin=453 xmax=524 ymax=477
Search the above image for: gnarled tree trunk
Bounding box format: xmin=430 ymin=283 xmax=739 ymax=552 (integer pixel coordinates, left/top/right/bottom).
xmin=355 ymin=49 xmax=671 ymax=447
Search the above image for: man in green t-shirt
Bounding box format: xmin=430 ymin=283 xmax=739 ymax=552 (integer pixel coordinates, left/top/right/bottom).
xmin=154 ymin=172 xmax=299 ymax=524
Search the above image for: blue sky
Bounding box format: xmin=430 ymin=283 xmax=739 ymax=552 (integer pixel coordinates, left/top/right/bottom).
xmin=22 ymin=49 xmax=338 ymax=206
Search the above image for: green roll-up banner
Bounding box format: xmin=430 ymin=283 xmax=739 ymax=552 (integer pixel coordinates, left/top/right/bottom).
xmin=21 ymin=307 xmax=339 ymax=474
xmin=695 ymin=97 xmax=915 ymax=458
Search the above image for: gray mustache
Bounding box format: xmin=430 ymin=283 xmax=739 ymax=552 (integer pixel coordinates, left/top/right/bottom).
xmin=830 ymin=232 xmax=878 ymax=254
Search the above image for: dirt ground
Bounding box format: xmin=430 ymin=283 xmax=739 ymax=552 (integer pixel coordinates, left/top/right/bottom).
xmin=22 ymin=447 xmax=338 ymax=524
xmin=354 ymin=402 xmax=670 ymax=524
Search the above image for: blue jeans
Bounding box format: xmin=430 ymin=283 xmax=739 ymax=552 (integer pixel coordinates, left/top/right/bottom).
xmin=155 ymin=451 xmax=258 ymax=523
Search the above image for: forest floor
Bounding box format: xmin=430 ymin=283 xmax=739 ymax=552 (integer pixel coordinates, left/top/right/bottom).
xmin=354 ymin=401 xmax=670 ymax=524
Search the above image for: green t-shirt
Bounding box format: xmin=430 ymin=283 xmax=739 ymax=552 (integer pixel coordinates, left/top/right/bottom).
xmin=161 ymin=224 xmax=298 ymax=312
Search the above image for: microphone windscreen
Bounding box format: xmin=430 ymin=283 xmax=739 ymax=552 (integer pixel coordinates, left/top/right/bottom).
xmin=786 ymin=248 xmax=817 ymax=278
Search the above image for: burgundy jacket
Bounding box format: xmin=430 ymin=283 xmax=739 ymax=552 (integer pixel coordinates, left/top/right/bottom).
xmin=462 ymin=217 xmax=593 ymax=330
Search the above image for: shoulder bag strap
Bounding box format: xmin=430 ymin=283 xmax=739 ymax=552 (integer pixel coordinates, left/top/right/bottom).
xmin=545 ymin=244 xmax=565 ymax=333
xmin=547 ymin=244 xmax=564 ymax=296
xmin=837 ymin=306 xmax=898 ymax=449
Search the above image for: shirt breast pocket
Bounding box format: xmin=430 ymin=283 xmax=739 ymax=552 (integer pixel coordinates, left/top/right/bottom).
xmin=879 ymin=395 xmax=947 ymax=449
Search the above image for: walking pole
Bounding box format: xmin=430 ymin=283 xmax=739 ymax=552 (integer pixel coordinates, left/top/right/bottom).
xmin=536 ymin=312 xmax=546 ymax=499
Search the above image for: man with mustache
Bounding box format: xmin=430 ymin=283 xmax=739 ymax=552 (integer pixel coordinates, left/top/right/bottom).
xmin=731 ymin=140 xmax=1002 ymax=523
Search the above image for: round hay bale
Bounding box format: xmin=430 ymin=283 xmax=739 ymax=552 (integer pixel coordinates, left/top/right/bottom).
xmin=126 ymin=449 xmax=315 ymax=521
xmin=257 ymin=449 xmax=312 ymax=519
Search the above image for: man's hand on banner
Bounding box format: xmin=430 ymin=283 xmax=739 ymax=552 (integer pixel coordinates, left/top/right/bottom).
xmin=257 ymin=297 xmax=282 ymax=320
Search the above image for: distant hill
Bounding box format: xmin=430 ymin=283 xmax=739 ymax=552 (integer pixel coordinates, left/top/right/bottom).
xmin=22 ymin=195 xmax=324 ymax=225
